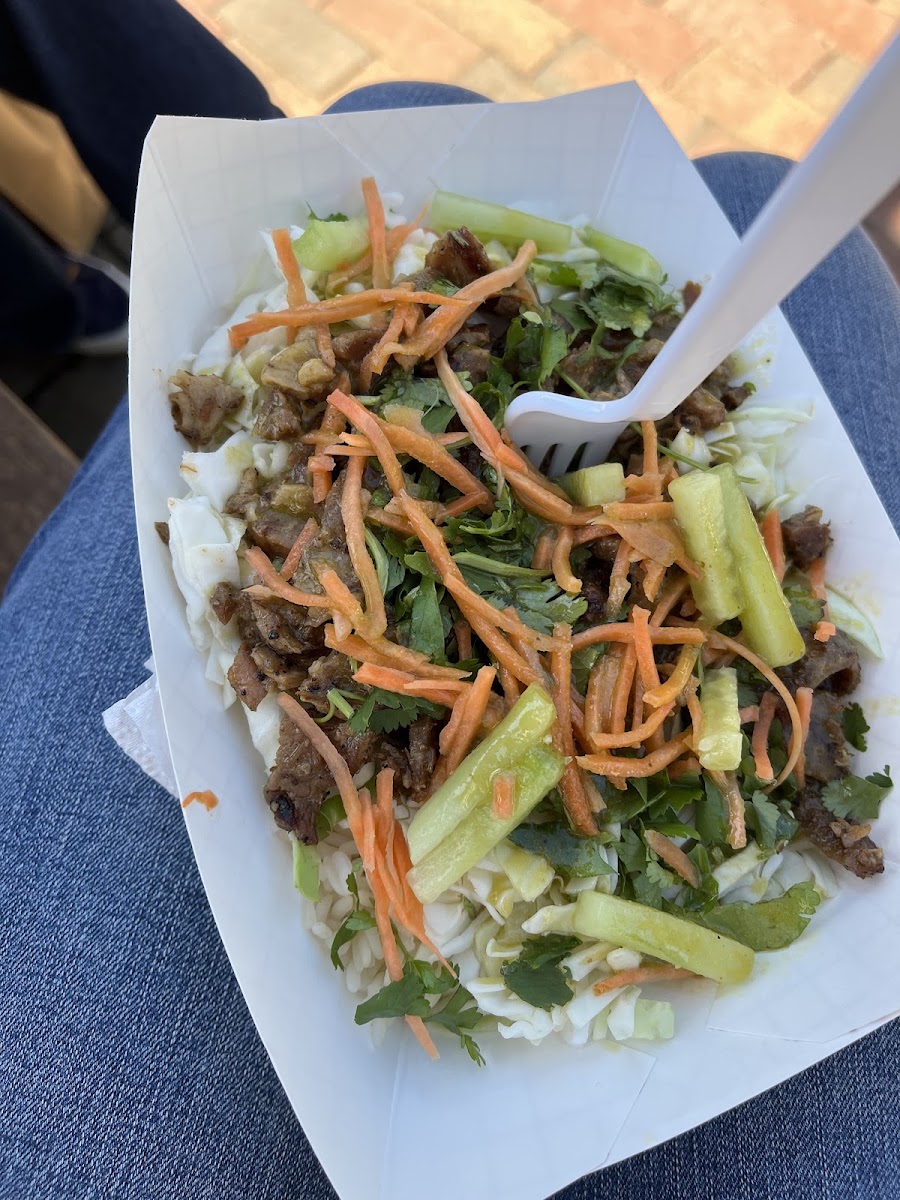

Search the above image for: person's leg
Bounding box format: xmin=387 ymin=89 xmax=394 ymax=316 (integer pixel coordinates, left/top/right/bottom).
xmin=0 ymin=196 xmax=80 ymax=351
xmin=2 ymin=76 xmax=899 ymax=1200
xmin=0 ymin=0 xmax=281 ymax=222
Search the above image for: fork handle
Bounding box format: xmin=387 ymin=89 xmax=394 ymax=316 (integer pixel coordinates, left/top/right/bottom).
xmin=634 ymin=33 xmax=900 ymax=422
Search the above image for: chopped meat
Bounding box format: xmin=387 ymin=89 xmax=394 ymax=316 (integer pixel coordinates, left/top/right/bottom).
xmin=296 ymin=651 xmax=355 ymax=713
xmin=425 ymin=227 xmax=492 ymax=288
xmin=720 ymin=384 xmax=752 ymax=411
xmin=154 ymin=520 xmax=170 ymax=546
xmin=236 ymin=593 xmax=326 ymax=658
xmin=406 ymin=717 xmax=439 ymax=797
xmin=332 ymin=328 xmax=383 ymax=394
xmin=249 ymin=645 xmax=308 ymax=692
xmin=447 ymin=324 xmax=492 ymax=384
xmin=779 ymin=628 xmax=860 ymax=695
xmin=659 ymin=387 xmax=727 ymax=437
xmin=265 ymin=715 xmax=335 ymax=843
xmin=329 ymin=722 xmax=380 ymax=776
xmin=227 ymin=642 xmax=268 ymax=711
xmin=781 ymin=506 xmax=833 ymax=570
xmin=579 ymin=561 xmax=611 ymax=625
xmin=224 ymin=467 xmax=259 ymax=518
xmin=682 ymin=280 xmax=701 ymax=311
xmin=210 ymin=581 xmax=239 ymax=625
xmin=802 ymin=691 xmax=851 ymax=784
xmin=260 ymin=333 xmax=334 ymax=404
xmin=290 ymin=471 xmax=360 ymax=602
xmin=793 ymin=783 xmax=883 ymax=878
xmin=246 ymin=508 xmax=309 ymax=559
xmin=590 ymin=535 xmax=620 ymax=562
xmin=252 ymin=386 xmax=305 ymax=441
xmin=457 ymin=442 xmax=483 ymax=479
xmin=169 ymin=370 xmax=242 ymax=447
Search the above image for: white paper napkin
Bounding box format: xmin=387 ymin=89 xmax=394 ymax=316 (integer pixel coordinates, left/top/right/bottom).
xmin=102 ymin=662 xmax=178 ymax=798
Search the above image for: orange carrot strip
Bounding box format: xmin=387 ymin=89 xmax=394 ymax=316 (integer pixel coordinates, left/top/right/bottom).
xmin=707 ymin=769 xmax=747 ymax=849
xmin=739 ymin=705 xmax=760 ymax=724
xmin=454 ymin=620 xmax=472 ymax=662
xmin=795 ymin=685 xmax=814 ymax=790
xmin=610 ymin=643 xmax=637 ymax=736
xmin=577 ymin=733 xmax=691 ymax=777
xmin=381 ymin=422 xmax=491 ymax=508
xmin=352 ymin=663 xmax=462 ymax=708
xmin=642 ymin=559 xmax=667 ymax=603
xmin=361 ymin=177 xmax=389 ymax=291
xmin=669 ymin=756 xmax=701 ymax=781
xmin=607 ymin=517 xmax=700 ymax=577
xmin=342 ymin=454 xmax=388 ymax=638
xmin=360 ymin=306 xmax=405 ymax=391
xmin=440 ymin=665 xmax=497 ymax=778
xmin=279 ymin=518 xmax=319 ymax=580
xmin=751 ymin=691 xmax=778 ymax=783
xmin=641 ymin=419 xmax=659 ymax=491
xmin=393 ymin=240 xmax=538 ymax=365
xmin=593 ymin=964 xmax=696 ymax=996
xmin=814 ymin=620 xmax=837 ymax=643
xmin=586 ymin=647 xmax=621 ymax=746
xmin=807 ymin=556 xmax=827 ymax=601
xmin=327 ymin=202 xmax=428 ymax=289
xmin=631 ymin=605 xmax=660 ymax=691
xmin=707 ymin=630 xmax=804 ymax=791
xmin=532 ymin=530 xmax=555 ymax=572
xmin=323 ymin=444 xmax=373 ymax=457
xmin=551 ymin=527 xmax=581 ymax=595
xmin=572 ymin=525 xmax=616 ymax=545
xmin=642 ymin=644 xmax=699 ymax=708
xmin=587 ymin=701 xmax=675 ymax=750
xmin=327 ymin=389 xmax=405 ymax=493
xmin=644 ymin=829 xmax=700 ymax=888
xmin=492 ymin=772 xmax=516 ymax=821
xmin=324 ymin=627 xmax=466 ymax=681
xmin=606 ymin=538 xmax=632 ymax=618
xmin=572 ymin=623 xmax=706 ymax=651
xmin=405 ymin=1016 xmax=440 ymax=1061
xmin=315 ymin=324 xmax=335 ymax=368
xmin=551 ymin=623 xmax=599 ymax=833
xmin=316 ymin=567 xmax=366 ymax=629
xmin=498 ymin=666 xmax=522 ymax=707
xmin=308 ymin=453 xmax=336 ymax=504
xmin=228 ymin=289 xmax=463 ymax=350
xmin=439 ymin=691 xmax=470 ymax=756
xmin=271 ymin=227 xmax=307 ymax=310
xmin=244 ymin=546 xmax=340 ymax=611
xmin=466 ymin=610 xmax=543 ymax=686
xmin=760 ymin=509 xmax=785 ymax=584
xmin=650 ymin=576 xmax=689 ymax=627
xmin=686 ymin=685 xmax=704 ymax=750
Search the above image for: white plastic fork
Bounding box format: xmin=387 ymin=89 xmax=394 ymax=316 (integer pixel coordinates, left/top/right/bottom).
xmin=505 ymin=35 xmax=900 ymax=475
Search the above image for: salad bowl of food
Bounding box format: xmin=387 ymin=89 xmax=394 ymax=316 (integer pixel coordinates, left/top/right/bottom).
xmin=129 ymin=85 xmax=900 ymax=1200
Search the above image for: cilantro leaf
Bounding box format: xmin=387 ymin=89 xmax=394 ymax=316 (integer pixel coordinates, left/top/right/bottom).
xmin=784 ymin=584 xmax=825 ymax=630
xmin=375 ymin=372 xmax=457 ymax=434
xmin=408 ymin=576 xmax=446 ymax=661
xmin=501 ymin=935 xmax=580 ymax=1010
xmin=347 ymin=688 xmax=445 ymax=735
xmin=426 ymin=985 xmax=485 ymax=1065
xmin=694 ymin=775 xmax=729 ymax=846
xmin=842 ymin=702 xmax=870 ymax=752
xmin=330 ymin=910 xmax=376 ymax=969
xmin=354 ymin=967 xmax=431 ymax=1023
xmin=689 ymin=882 xmax=821 ymax=951
xmin=632 ymin=859 xmax=676 ymax=908
xmin=745 ymin=791 xmax=788 ymax=850
xmin=679 ymin=844 xmax=719 ymax=912
xmin=581 ymin=265 xmax=674 ymax=337
xmin=821 ymin=767 xmax=893 ymax=821
xmin=307 ymin=207 xmax=348 ymax=222
xmin=508 ymin=822 xmax=614 ymax=878
xmin=502 ymin=314 xmax=569 ymax=389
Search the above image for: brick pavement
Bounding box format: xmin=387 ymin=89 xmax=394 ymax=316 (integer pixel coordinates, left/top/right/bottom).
xmin=180 ymin=0 xmax=896 ymax=159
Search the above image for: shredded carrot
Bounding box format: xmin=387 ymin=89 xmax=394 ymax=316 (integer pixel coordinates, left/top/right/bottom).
xmin=551 ymin=623 xmax=599 ymax=834
xmin=625 ymin=471 xmax=666 ymax=497
xmin=607 ymin=517 xmax=700 ymax=577
xmin=610 ymin=643 xmax=637 ymax=737
xmin=572 ymin=623 xmax=706 ymax=651
xmin=181 ymin=790 xmax=218 ymax=811
xmin=587 ymin=701 xmax=675 ymax=751
xmin=327 ymin=389 xmax=405 ymax=493
xmin=604 ymin=501 xmax=674 ymax=521
xmin=315 ymin=324 xmax=335 ymax=368
xmin=434 ymin=665 xmax=497 ymax=788
xmin=572 ymin=524 xmax=616 ymax=546
xmin=308 ymin=453 xmax=336 ymax=503
xmin=279 ymin=518 xmax=319 ymax=580
xmin=454 ymin=620 xmax=472 ymax=662
xmin=631 ymin=672 xmax=645 ymax=735
xmin=606 ymin=538 xmax=632 ymax=618
xmin=669 ymin=756 xmax=701 ymax=780
xmin=505 ymin=469 xmax=584 ymax=525
xmin=686 ymin=684 xmax=704 ymax=750
xmin=551 ymin=527 xmax=581 ymax=595
xmin=327 ymin=201 xmax=428 ymax=289
xmin=631 ymin=606 xmax=660 ymax=692
xmin=644 ymin=829 xmax=700 ymax=888
xmin=795 ymin=685 xmax=814 ymax=790
xmin=277 ymin=694 xmax=362 ymax=834
xmin=361 ymin=177 xmax=389 ymax=291
xmin=352 ymin=663 xmax=462 ymax=708
xmin=360 ymin=306 xmax=405 ymax=391
xmin=531 ymin=530 xmax=555 ymax=572
xmin=707 ymin=630 xmax=804 ymax=791
xmin=405 ymin=1016 xmax=440 ymax=1061
xmin=760 ymin=509 xmax=785 ymax=583
xmin=324 ymin=627 xmax=466 ymax=681
xmin=586 ymin=648 xmax=620 ymax=745
xmin=341 ymin=454 xmax=387 ymax=638
xmin=577 ymin=733 xmax=691 ymax=777
xmin=381 ymin=422 xmax=491 ymax=508
xmin=439 ymin=690 xmax=469 ymax=756
xmin=315 ymin=567 xmax=366 ymax=631
xmin=807 ymin=556 xmax=827 ymax=601
xmin=392 ymin=240 xmax=538 ymax=365
xmin=244 ymin=546 xmax=340 ymax=611
xmin=641 ymin=419 xmax=659 ymax=491
xmin=593 ymin=964 xmax=697 ymax=996
xmin=642 ymin=644 xmax=699 ymax=708
xmin=751 ymin=691 xmax=778 ymax=783
xmin=739 ymin=705 xmax=760 ymax=724
xmin=492 ymin=772 xmax=516 ymax=821
xmin=650 ymin=576 xmax=689 ymax=627
xmin=814 ymin=620 xmax=837 ymax=643
xmin=463 ymin=610 xmax=543 ymax=687
xmin=271 ymin=227 xmax=307 ymax=330
xmin=642 ymin=558 xmax=667 ymax=603
xmin=707 ymin=769 xmax=747 ymax=849
xmin=228 ymin=288 xmax=463 ymax=350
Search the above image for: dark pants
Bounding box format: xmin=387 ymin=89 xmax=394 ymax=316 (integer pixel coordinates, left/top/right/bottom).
xmin=0 ymin=0 xmax=279 ymax=349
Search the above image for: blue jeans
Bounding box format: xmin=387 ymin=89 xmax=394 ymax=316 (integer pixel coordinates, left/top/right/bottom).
xmin=1 ymin=79 xmax=899 ymax=1200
